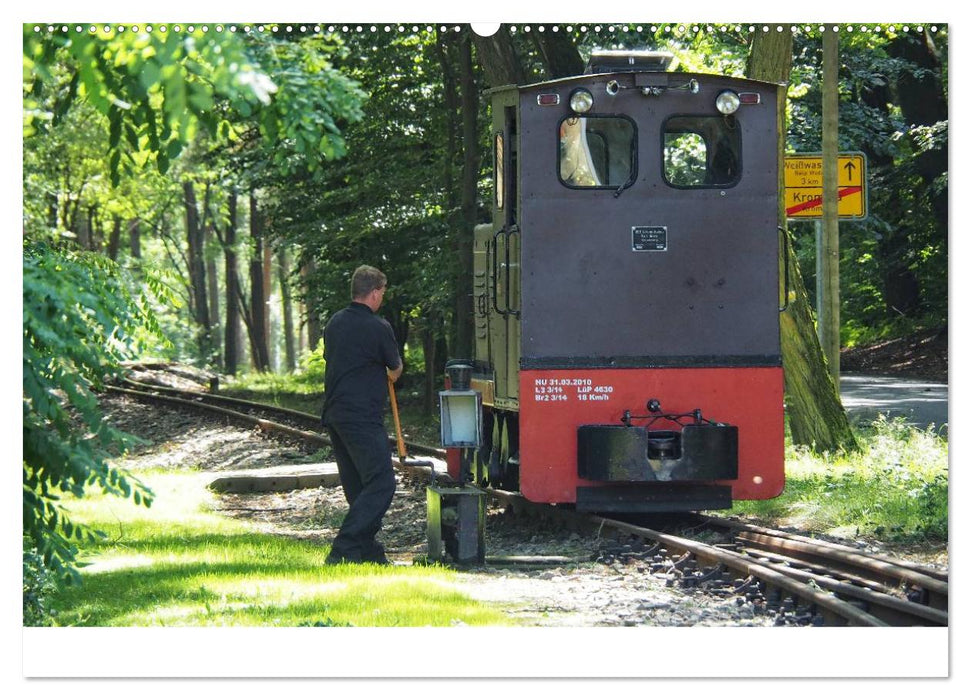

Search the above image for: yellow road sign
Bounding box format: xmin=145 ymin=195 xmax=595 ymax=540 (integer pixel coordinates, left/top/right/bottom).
xmin=785 ymin=153 xmax=867 ymax=219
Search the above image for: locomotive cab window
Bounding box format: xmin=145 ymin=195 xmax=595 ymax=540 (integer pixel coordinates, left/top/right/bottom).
xmin=559 ymin=115 xmax=635 ymax=188
xmin=663 ymin=115 xmax=741 ymax=188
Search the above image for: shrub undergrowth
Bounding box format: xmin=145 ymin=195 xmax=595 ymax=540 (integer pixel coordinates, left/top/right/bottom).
xmin=731 ymin=415 xmax=948 ymax=543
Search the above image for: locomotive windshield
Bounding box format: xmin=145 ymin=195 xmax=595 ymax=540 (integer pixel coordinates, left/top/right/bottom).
xmin=663 ymin=115 xmax=742 ymax=188
xmin=559 ymin=115 xmax=635 ymax=188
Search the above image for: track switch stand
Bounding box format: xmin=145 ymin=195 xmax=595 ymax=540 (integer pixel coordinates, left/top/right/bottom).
xmin=428 ymin=361 xmax=486 ymax=564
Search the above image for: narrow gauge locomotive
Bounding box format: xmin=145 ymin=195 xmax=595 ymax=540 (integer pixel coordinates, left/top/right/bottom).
xmin=444 ymin=50 xmax=786 ymax=513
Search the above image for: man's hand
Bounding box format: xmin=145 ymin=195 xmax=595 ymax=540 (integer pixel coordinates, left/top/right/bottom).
xmin=388 ymin=364 xmax=403 ymax=382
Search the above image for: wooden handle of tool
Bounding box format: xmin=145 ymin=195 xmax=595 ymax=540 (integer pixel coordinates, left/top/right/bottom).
xmin=387 ymin=374 xmax=407 ymax=458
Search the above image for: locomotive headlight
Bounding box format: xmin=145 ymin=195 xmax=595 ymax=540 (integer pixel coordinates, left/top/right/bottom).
xmin=715 ymin=90 xmax=741 ymax=115
xmin=569 ymin=88 xmax=595 ymax=114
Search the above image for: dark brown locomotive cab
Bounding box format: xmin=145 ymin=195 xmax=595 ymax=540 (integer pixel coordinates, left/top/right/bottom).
xmin=446 ymin=50 xmax=786 ymax=513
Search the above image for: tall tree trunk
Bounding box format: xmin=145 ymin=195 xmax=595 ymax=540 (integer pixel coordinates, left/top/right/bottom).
xmin=435 ymin=30 xmax=459 ymax=212
xmin=471 ymin=27 xmax=526 ymax=87
xmin=46 ymin=192 xmax=58 ymax=230
xmin=747 ymin=26 xmax=857 ymax=452
xmin=299 ymin=304 xmax=307 ymax=356
xmin=454 ymin=31 xmax=479 ymax=360
xmin=278 ymin=247 xmax=296 ymax=373
xmin=434 ymin=30 xmax=463 ymax=370
xmin=532 ymin=31 xmax=584 ymax=78
xmin=87 ymin=207 xmax=99 ymax=251
xmin=263 ymin=230 xmax=274 ymax=370
xmin=422 ymin=313 xmax=439 ymax=415
xmin=302 ymin=259 xmax=322 ymax=351
xmin=129 ymin=218 xmax=142 ymax=259
xmin=223 ymin=192 xmax=240 ymax=376
xmin=66 ymin=185 xmax=85 ymax=239
xmin=184 ymin=181 xmax=212 ymax=361
xmin=386 ymin=305 xmax=409 ymax=370
xmin=248 ymin=191 xmax=270 ymax=371
xmin=206 ymin=222 xmax=222 ymax=368
xmin=107 ymin=215 xmax=122 ymax=261
xmin=76 ymin=206 xmax=91 ymax=250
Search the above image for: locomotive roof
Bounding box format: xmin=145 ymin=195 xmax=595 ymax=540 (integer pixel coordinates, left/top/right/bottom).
xmin=484 ymin=71 xmax=784 ymax=96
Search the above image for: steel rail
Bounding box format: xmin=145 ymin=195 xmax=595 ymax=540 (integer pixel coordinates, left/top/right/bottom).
xmin=107 ymin=385 xmax=330 ymax=445
xmin=701 ymin=514 xmax=948 ymax=582
xmin=120 ymin=377 xmax=323 ymax=425
xmin=735 ymin=532 xmax=948 ymax=602
xmin=737 ymin=546 xmax=948 ymax=626
xmin=109 ymin=380 xmax=445 ymax=458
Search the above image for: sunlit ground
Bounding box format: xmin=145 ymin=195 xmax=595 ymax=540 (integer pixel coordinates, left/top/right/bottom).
xmin=48 ymin=469 xmax=509 ymax=627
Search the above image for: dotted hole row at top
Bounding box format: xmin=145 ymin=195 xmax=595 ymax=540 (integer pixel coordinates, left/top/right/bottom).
xmin=32 ymin=23 xmax=942 ymax=35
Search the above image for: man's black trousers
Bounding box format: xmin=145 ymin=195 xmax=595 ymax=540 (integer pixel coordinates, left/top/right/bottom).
xmin=326 ymin=422 xmax=396 ymax=560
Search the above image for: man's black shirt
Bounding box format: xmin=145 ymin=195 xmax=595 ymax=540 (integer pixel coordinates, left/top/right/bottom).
xmin=321 ymin=302 xmax=401 ymax=426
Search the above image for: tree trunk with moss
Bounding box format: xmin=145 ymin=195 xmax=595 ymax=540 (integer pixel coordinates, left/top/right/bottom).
xmin=471 ymin=29 xmax=526 ymax=87
xmin=747 ymin=27 xmax=857 ymax=452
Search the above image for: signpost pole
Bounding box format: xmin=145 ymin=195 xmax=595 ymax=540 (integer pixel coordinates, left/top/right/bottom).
xmin=815 ymin=220 xmax=823 ymax=343
xmin=820 ymin=25 xmax=840 ymax=388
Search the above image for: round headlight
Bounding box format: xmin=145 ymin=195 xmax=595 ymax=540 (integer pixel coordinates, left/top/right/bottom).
xmin=715 ymin=90 xmax=740 ymax=115
xmin=569 ymin=88 xmax=594 ymax=114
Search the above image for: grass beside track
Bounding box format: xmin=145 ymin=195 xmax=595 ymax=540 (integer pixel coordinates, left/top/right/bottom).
xmin=46 ymin=469 xmax=508 ymax=627
xmin=726 ymin=416 xmax=948 ymax=544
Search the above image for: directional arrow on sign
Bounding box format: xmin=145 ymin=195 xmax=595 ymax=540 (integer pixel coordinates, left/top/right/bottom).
xmin=844 ymin=160 xmax=857 ymax=181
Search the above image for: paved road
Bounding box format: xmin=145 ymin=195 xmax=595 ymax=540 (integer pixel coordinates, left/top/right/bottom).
xmin=840 ymin=374 xmax=948 ymax=433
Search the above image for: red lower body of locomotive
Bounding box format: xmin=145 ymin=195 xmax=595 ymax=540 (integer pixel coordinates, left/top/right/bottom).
xmin=446 ymin=366 xmax=784 ymax=512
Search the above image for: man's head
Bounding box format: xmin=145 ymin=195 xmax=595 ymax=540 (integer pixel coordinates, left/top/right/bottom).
xmin=351 ymin=265 xmax=388 ymax=312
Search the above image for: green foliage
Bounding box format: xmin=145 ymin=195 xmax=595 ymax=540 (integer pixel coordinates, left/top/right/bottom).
xmin=254 ymin=28 xmax=486 ymax=372
xmin=732 ymin=415 xmax=948 ymax=543
xmin=23 ymin=243 xmax=161 ymax=583
xmin=242 ymin=32 xmax=367 ymax=175
xmin=23 ymin=24 xmax=367 ymax=369
xmin=24 ymin=24 xmax=276 ymax=185
xmin=23 ymin=539 xmax=58 ymax=626
xmin=299 ymin=339 xmax=326 ymax=381
xmin=787 ymin=27 xmax=948 ymax=339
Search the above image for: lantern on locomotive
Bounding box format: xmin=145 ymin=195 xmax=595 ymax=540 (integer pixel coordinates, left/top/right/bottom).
xmin=443 ymin=50 xmax=786 ymax=512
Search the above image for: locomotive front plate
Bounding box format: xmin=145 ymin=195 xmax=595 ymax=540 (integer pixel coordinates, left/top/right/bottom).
xmin=632 ymin=226 xmax=668 ymax=252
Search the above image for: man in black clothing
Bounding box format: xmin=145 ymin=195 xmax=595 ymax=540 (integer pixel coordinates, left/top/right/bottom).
xmin=321 ymin=265 xmax=402 ymax=565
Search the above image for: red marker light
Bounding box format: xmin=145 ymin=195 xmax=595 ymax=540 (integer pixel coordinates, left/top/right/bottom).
xmin=738 ymin=92 xmax=761 ymax=105
xmin=537 ymin=93 xmax=560 ymax=106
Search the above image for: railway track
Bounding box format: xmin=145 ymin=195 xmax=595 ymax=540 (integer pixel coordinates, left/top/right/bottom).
xmin=105 ymin=372 xmax=948 ymax=628
xmin=109 ymin=376 xmax=441 ymax=457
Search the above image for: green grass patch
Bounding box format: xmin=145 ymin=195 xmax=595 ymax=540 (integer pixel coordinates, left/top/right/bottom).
xmin=46 ymin=469 xmax=508 ymax=627
xmin=728 ymin=416 xmax=948 ymax=543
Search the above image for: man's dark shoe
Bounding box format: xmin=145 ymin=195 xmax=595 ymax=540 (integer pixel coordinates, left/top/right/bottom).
xmin=362 ymin=542 xmax=390 ymax=565
xmin=325 ymin=550 xmax=363 ymax=565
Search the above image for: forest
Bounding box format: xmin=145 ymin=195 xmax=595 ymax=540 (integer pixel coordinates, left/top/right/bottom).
xmin=22 ymin=22 xmax=948 ymax=580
